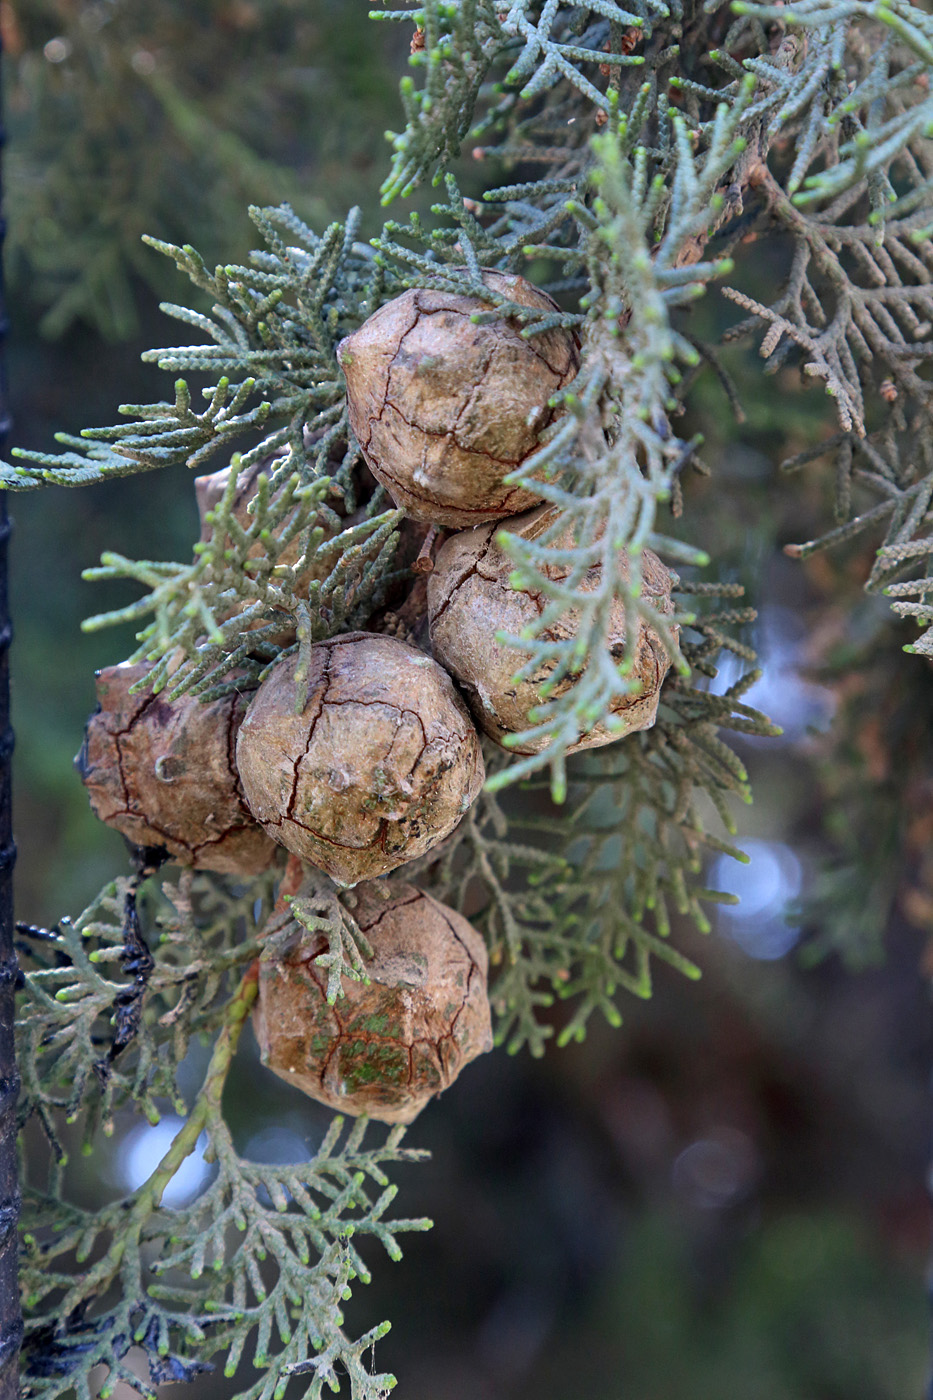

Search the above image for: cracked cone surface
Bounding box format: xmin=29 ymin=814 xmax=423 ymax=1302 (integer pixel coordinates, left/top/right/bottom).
xmin=254 ymin=880 xmax=493 ymax=1123
xmin=77 ymin=662 xmax=279 ymax=874
xmin=337 ymin=271 xmax=579 ymax=528
xmin=428 ymin=507 xmax=678 ymax=754
xmin=235 ymin=632 xmax=484 ymax=885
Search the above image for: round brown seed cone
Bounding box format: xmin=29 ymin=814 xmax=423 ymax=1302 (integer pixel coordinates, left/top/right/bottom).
xmin=427 ymin=507 xmax=678 ymax=755
xmin=253 ymin=879 xmax=492 ymax=1124
xmin=337 ymin=271 xmax=580 ymax=529
xmin=235 ymin=632 xmax=485 ymax=885
xmin=77 ymin=663 xmax=279 ymax=874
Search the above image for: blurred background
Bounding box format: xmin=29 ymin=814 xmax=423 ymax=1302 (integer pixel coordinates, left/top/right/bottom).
xmin=5 ymin=3 xmax=932 ymax=1396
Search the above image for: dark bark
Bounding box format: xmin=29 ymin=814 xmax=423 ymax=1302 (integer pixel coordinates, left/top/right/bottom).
xmin=0 ymin=27 xmax=21 ymax=1397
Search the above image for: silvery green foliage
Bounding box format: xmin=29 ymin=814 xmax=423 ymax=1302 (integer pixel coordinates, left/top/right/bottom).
xmin=19 ymin=873 xmax=430 ymax=1400
xmin=82 ymin=464 xmax=403 ymax=703
xmin=18 ymin=873 xmax=274 ymax=1147
xmin=4 ymin=205 xmax=385 ymax=497
xmin=11 ymin=0 xmax=933 ymax=1394
xmin=373 ymin=0 xmax=507 ymax=200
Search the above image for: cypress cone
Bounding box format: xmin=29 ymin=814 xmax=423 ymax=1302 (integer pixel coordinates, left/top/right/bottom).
xmin=427 ymin=507 xmax=678 ymax=754
xmin=337 ymin=270 xmax=579 ymax=529
xmin=254 ymin=878 xmax=493 ymax=1124
xmin=77 ymin=662 xmax=278 ymax=874
xmin=235 ymin=632 xmax=484 ymax=885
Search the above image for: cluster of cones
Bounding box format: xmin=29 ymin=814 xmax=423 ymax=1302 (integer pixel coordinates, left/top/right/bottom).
xmin=78 ymin=274 xmax=677 ymax=1122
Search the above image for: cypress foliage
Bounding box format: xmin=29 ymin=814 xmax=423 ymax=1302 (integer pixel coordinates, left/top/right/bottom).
xmin=7 ymin=2 xmax=933 ymax=1395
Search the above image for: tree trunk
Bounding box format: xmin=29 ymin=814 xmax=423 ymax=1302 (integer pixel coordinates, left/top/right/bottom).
xmin=0 ymin=27 xmax=22 ymax=1395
